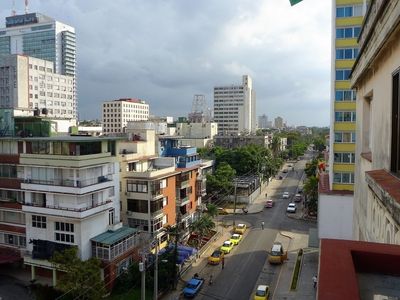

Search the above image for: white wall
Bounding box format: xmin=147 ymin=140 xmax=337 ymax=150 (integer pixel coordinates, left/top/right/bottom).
xmin=318 ymin=193 xmax=353 ymax=240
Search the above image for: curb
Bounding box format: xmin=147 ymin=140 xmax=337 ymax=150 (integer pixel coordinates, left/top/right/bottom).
xmin=279 ymin=231 xmax=294 ymax=240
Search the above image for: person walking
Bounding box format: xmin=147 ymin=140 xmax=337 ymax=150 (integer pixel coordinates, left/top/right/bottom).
xmin=312 ymin=275 xmax=317 ymax=288
xmin=209 ymin=274 xmax=213 ymax=285
xmin=261 ymin=221 xmax=265 ymax=230
xmin=221 ymin=257 xmax=225 ymax=269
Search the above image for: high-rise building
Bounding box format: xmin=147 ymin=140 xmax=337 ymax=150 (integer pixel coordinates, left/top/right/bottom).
xmin=258 ymin=114 xmax=268 ymax=129
xmin=328 ymin=1 xmax=364 ymax=192
xmin=0 ymin=13 xmax=77 ymax=120
xmin=318 ymin=0 xmax=366 ymax=240
xmin=274 ymin=116 xmax=284 ymax=129
xmin=102 ymin=98 xmax=149 ymax=134
xmin=213 ymin=75 xmax=256 ymax=135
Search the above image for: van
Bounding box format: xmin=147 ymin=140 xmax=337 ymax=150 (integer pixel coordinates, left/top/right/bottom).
xmin=268 ymin=242 xmax=288 ymax=264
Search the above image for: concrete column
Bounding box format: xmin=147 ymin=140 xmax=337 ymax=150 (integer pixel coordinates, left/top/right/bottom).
xmin=52 ymin=269 xmax=57 ymax=286
xmin=31 ymin=265 xmax=35 ymax=280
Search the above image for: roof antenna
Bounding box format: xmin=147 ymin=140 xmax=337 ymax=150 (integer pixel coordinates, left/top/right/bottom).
xmin=12 ymin=0 xmax=16 ymax=16
xmin=25 ymin=0 xmax=29 ymax=14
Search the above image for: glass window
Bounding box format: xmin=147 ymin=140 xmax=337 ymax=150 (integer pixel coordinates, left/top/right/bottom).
xmin=333 ymin=173 xmax=342 ymax=183
xmin=342 ymin=173 xmax=350 ymax=183
xmin=354 ymin=27 xmax=361 ymax=38
xmin=342 ymin=153 xmax=351 ymax=163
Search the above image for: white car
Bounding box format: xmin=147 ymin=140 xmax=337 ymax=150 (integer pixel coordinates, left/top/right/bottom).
xmin=282 ymin=192 xmax=290 ymax=199
xmin=287 ymin=203 xmax=297 ymax=213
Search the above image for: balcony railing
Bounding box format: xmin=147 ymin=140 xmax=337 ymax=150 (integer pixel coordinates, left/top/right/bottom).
xmin=23 ymin=175 xmax=113 ymax=188
xmin=24 ymin=199 xmax=112 ymax=212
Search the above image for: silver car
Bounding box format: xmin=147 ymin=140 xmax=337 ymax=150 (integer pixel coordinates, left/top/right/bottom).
xmin=286 ymin=203 xmax=297 ymax=213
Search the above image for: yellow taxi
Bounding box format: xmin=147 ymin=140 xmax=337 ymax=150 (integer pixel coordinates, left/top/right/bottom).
xmin=230 ymin=233 xmax=242 ymax=245
xmin=208 ymin=249 xmax=224 ymax=265
xmin=254 ymin=285 xmax=270 ymax=300
xmin=220 ymin=240 xmax=234 ymax=254
xmin=234 ymin=223 xmax=247 ymax=234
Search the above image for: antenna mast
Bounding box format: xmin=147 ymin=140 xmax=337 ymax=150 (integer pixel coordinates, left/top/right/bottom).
xmin=12 ymin=0 xmax=16 ymax=16
xmin=25 ymin=0 xmax=29 ymax=14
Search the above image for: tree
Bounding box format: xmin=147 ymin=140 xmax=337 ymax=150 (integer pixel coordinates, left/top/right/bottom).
xmin=304 ymin=158 xmax=318 ymax=177
xmin=205 ymin=203 xmax=218 ymax=217
xmin=304 ymin=176 xmax=319 ymax=214
xmin=206 ymin=162 xmax=236 ymax=194
xmin=50 ymin=247 xmax=105 ymax=300
xmin=271 ymin=136 xmax=281 ymax=158
xmin=189 ymin=215 xmax=215 ymax=249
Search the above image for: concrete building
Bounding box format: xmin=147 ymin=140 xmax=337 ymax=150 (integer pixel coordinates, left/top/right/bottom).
xmin=274 ymin=116 xmax=284 ymax=129
xmin=258 ymin=114 xmax=269 ymax=129
xmin=318 ymin=0 xmax=366 ymax=241
xmin=213 ymin=75 xmax=256 ymax=135
xmin=0 ymin=54 xmax=75 ymax=120
xmin=0 ymin=12 xmax=76 ymax=120
xmin=214 ymin=134 xmax=271 ymax=149
xmin=102 ymin=98 xmax=149 ymax=134
xmin=175 ymin=122 xmax=218 ymax=148
xmin=351 ymin=0 xmax=400 ymax=244
xmin=0 ymin=13 xmax=76 ymax=77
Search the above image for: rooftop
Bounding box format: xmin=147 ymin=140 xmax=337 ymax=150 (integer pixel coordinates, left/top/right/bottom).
xmin=91 ymin=226 xmax=138 ymax=246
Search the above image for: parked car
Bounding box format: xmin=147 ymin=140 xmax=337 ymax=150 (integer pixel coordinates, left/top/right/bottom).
xmin=286 ymin=203 xmax=297 ymax=213
xmin=282 ymin=192 xmax=290 ymax=199
xmin=230 ymin=233 xmax=242 ymax=245
xmin=220 ymin=240 xmax=234 ymax=254
xmin=217 ymin=207 xmax=229 ymax=215
xmin=183 ymin=277 xmax=204 ymax=298
xmin=208 ymin=249 xmax=224 ymax=265
xmin=234 ymin=223 xmax=247 ymax=234
xmin=254 ymin=284 xmax=270 ymax=300
xmin=294 ymin=194 xmax=302 ymax=202
xmin=265 ymin=199 xmax=274 ymax=208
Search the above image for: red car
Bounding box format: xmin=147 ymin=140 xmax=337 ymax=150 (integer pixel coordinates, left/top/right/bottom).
xmin=265 ymin=199 xmax=274 ymax=208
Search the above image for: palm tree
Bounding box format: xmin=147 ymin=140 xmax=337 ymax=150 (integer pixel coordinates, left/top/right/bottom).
xmin=303 ymin=176 xmax=319 ymax=214
xmin=206 ymin=203 xmax=218 ymax=218
xmin=271 ymin=136 xmax=281 ymax=158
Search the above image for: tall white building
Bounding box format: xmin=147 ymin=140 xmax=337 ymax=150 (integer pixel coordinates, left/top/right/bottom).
xmin=258 ymin=114 xmax=268 ymax=129
xmin=0 ymin=54 xmax=75 ymax=120
xmin=213 ymin=75 xmax=256 ymax=135
xmin=0 ymin=12 xmax=77 ymax=119
xmin=102 ymin=98 xmax=149 ymax=134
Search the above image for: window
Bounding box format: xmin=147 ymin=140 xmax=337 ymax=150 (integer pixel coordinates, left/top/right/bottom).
xmin=336 ymin=26 xmax=361 ymax=39
xmin=55 ymin=221 xmax=75 ymax=244
xmin=335 ymin=89 xmax=356 ymax=101
xmin=336 ymin=69 xmax=352 ymax=81
xmin=334 ymin=152 xmax=355 ymax=163
xmin=334 ymin=132 xmax=356 ymax=143
xmin=126 ymin=180 xmax=148 ymax=193
xmin=109 ymin=209 xmax=115 ymax=225
xmin=391 ymin=72 xmax=400 ymax=173
xmin=336 ymin=48 xmax=359 ymax=60
xmin=336 ymin=5 xmax=363 ymax=18
xmin=335 ymin=111 xmax=356 ymax=122
xmin=32 ymin=215 xmax=46 ymax=228
xmin=333 ymin=172 xmax=355 ymax=184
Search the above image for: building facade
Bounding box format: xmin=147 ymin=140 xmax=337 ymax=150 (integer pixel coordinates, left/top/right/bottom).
xmin=258 ymin=114 xmax=269 ymax=129
xmin=329 ymin=0 xmax=365 ymax=192
xmin=351 ymin=0 xmax=400 ymax=244
xmin=102 ymin=98 xmax=149 ymax=134
xmin=213 ymin=75 xmax=256 ymax=135
xmin=274 ymin=116 xmax=284 ymax=129
xmin=0 ymin=55 xmax=75 ymax=120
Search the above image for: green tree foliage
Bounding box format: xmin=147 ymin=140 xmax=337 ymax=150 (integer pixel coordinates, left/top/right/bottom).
xmin=313 ymin=137 xmax=326 ymax=152
xmin=206 ymin=162 xmax=236 ymax=194
xmin=304 ymin=175 xmax=319 ymax=214
xmin=50 ymin=247 xmax=105 ymax=300
xmin=205 ymin=203 xmax=218 ymax=217
xmin=304 ymin=158 xmax=318 ymax=178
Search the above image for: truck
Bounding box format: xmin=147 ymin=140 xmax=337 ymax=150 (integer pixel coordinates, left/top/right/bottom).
xmin=183 ymin=276 xmax=204 ymax=298
xmin=268 ymin=242 xmax=288 ymax=264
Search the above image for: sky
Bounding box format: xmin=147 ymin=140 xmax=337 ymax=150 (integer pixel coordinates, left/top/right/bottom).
xmin=1 ymin=0 xmax=332 ymax=127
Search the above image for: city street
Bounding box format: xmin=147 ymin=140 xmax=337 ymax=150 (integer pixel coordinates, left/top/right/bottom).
xmin=192 ymin=155 xmax=317 ymax=300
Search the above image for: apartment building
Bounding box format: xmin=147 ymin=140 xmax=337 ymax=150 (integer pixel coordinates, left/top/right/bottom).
xmin=351 ymin=0 xmax=400 ymax=244
xmin=258 ymin=114 xmax=269 ymax=129
xmin=0 ymin=55 xmax=75 ymax=120
xmin=318 ymin=0 xmax=366 ymax=240
xmin=102 ymin=98 xmax=149 ymax=134
xmin=175 ymin=122 xmax=218 ymax=148
xmin=213 ymin=75 xmax=256 ymax=135
xmin=0 ymin=131 xmax=141 ymax=286
xmin=274 ymin=116 xmax=284 ymax=129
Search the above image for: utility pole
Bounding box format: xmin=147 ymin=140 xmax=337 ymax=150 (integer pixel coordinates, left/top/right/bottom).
xmin=233 ymin=179 xmax=237 ymax=226
xmin=140 ymin=251 xmax=146 ymax=300
xmin=153 ymin=238 xmax=158 ymax=300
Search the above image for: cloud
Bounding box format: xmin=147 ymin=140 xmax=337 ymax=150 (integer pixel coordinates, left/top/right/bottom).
xmin=0 ymin=0 xmax=331 ymax=126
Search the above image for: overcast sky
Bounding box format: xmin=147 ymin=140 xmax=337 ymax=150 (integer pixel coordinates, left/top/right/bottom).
xmin=1 ymin=0 xmax=331 ymax=126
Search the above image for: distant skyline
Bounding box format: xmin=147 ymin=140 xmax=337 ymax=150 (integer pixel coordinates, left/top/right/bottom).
xmin=0 ymin=0 xmax=331 ymax=126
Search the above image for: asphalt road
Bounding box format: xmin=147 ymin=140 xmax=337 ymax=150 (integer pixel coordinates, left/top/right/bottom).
xmin=196 ymin=155 xmax=316 ymax=300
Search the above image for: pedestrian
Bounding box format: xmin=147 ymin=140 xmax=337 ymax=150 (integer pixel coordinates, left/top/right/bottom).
xmin=209 ymin=274 xmax=213 ymax=285
xmin=221 ymin=257 xmax=225 ymax=269
xmin=312 ymin=275 xmax=317 ymax=288
xmin=261 ymin=221 xmax=265 ymax=230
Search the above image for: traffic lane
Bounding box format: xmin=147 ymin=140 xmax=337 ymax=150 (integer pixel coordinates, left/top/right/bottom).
xmin=198 ymin=228 xmax=277 ymax=300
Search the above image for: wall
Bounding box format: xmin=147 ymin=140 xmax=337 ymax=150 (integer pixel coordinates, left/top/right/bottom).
xmin=318 ymin=193 xmax=353 ymax=240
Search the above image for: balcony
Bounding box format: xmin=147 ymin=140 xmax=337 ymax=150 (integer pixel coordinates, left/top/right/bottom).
xmin=21 ymin=175 xmax=114 ymax=194
xmin=22 ymin=200 xmax=114 ymax=219
xmin=177 ymin=196 xmax=190 ymax=207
